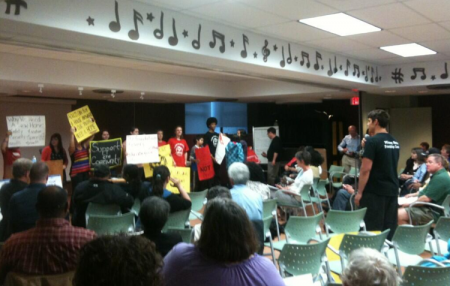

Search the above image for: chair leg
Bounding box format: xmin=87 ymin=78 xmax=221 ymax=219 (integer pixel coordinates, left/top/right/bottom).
xmin=269 ymin=235 xmax=276 ymax=266
xmin=273 ymin=209 xmax=280 ymax=239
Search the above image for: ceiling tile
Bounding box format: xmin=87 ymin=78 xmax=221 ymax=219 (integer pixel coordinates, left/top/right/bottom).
xmin=403 ymin=0 xmax=450 ymax=22
xmin=256 ymin=22 xmax=337 ymax=43
xmin=439 ymin=21 xmax=450 ymax=32
xmin=348 ymin=3 xmax=430 ymax=29
xmin=420 ymin=39 xmax=450 ymax=54
xmin=305 ymin=38 xmax=371 ymax=53
xmin=375 ymin=57 xmax=417 ymax=65
xmin=187 ymin=2 xmax=288 ymax=29
xmin=239 ymin=0 xmax=338 ymax=21
xmin=342 ymin=48 xmax=396 ymax=61
xmin=390 ymin=23 xmax=450 ymax=42
xmin=347 ymin=31 xmax=410 ymax=48
xmin=316 ymin=0 xmax=397 ymax=12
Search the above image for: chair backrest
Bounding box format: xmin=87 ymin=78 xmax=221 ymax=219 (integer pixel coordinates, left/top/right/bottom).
xmin=189 ymin=189 xmax=208 ymax=212
xmin=167 ymin=227 xmax=193 ymax=244
xmin=263 ymin=199 xmax=277 ymax=218
xmin=349 ymin=167 xmax=359 ymax=177
xmin=312 ymin=177 xmax=320 ymax=190
xmin=278 ymin=238 xmax=331 ymax=277
xmin=442 ymin=195 xmax=450 ymax=217
xmin=316 ymin=180 xmax=328 ymax=197
xmin=402 ymin=265 xmax=450 ymax=286
xmin=393 ymin=221 xmax=433 ymax=255
xmin=299 ymin=184 xmax=313 ymax=202
xmin=285 ymin=213 xmax=323 ymax=244
xmin=435 ymin=217 xmax=450 ymax=242
xmin=131 ymin=198 xmax=141 ymax=216
xmin=86 ymin=212 xmax=135 ymax=235
xmin=162 ymin=209 xmax=191 ymax=232
xmin=85 ymin=203 xmax=121 ymax=225
xmin=339 ymin=229 xmax=390 ymax=258
xmin=262 ymin=215 xmax=273 ymax=237
xmin=325 ymin=208 xmax=367 ymax=235
xmin=4 ymin=271 xmax=74 ymax=286
xmin=329 ymin=165 xmax=345 ymax=179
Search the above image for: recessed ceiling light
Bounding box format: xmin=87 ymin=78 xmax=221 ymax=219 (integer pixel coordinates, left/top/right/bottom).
xmin=299 ymin=13 xmax=381 ymax=36
xmin=384 ymin=90 xmax=396 ymax=93
xmin=380 ymin=43 xmax=436 ymax=57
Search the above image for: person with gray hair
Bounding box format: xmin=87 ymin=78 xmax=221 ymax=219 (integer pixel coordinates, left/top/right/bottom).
xmin=228 ymin=162 xmax=262 ymax=221
xmin=341 ymin=248 xmax=400 ymax=286
xmin=0 ymin=158 xmax=32 ymax=241
xmin=140 ymin=197 xmax=182 ymax=257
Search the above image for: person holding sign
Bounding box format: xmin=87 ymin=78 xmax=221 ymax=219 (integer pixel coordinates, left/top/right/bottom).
xmin=122 ymin=127 xmax=139 ymax=164
xmin=41 ymin=133 xmax=69 ymax=169
xmin=204 ymin=117 xmax=220 ymax=185
xmin=190 ymin=135 xmax=205 ymax=192
xmin=1 ymin=131 xmax=21 ymax=179
xmin=168 ymin=126 xmax=189 ymax=167
xmin=69 ymin=127 xmax=94 ymax=191
xmin=149 ymin=166 xmax=191 ymax=213
xmin=101 ymin=130 xmax=110 ymax=140
xmin=157 ymin=129 xmax=167 ymax=147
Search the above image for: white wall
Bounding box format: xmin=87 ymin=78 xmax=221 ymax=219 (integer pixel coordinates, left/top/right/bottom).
xmin=0 ymin=97 xmax=74 ymax=179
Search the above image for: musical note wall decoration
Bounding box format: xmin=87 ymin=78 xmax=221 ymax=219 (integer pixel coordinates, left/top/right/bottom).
xmin=209 ymin=30 xmax=225 ymax=53
xmin=168 ymin=18 xmax=178 ymax=46
xmin=364 ymin=66 xmax=369 ymax=82
xmin=192 ymin=24 xmax=201 ymax=50
xmin=128 ymin=10 xmax=143 ymax=40
xmin=344 ymin=60 xmax=350 ymax=76
xmin=327 ymin=58 xmax=333 ymax=76
xmin=109 ymin=0 xmax=121 ymax=32
xmin=314 ymin=52 xmax=323 ymax=71
xmin=147 ymin=13 xmax=154 ymax=22
xmin=333 ymin=56 xmax=337 ymax=74
xmin=441 ymin=62 xmax=448 ymax=79
xmin=5 ymin=0 xmax=27 ymax=15
xmin=353 ymin=64 xmax=360 ymax=77
xmin=240 ymin=34 xmax=249 ymax=59
xmin=300 ymin=51 xmax=310 ymax=68
xmin=286 ymin=44 xmax=292 ymax=65
xmin=280 ymin=46 xmax=286 ymax=68
xmin=411 ymin=67 xmax=426 ymax=80
xmin=154 ymin=11 xmax=164 ymax=39
xmin=261 ymin=40 xmax=270 ymax=63
xmin=370 ymin=67 xmax=374 ymax=83
xmin=182 ymin=30 xmax=188 ymax=38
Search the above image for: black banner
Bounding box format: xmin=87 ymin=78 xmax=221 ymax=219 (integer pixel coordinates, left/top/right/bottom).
xmin=90 ymin=138 xmax=122 ymax=169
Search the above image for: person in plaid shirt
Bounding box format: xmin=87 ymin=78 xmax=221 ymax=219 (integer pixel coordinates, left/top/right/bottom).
xmin=0 ymin=186 xmax=96 ymax=282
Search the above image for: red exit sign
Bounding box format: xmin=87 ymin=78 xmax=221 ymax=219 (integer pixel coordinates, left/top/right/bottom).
xmin=351 ymin=97 xmax=359 ymax=105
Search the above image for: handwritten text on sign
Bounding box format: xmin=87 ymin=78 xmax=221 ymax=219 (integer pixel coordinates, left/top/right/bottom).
xmin=67 ymin=106 xmax=99 ymax=142
xmin=90 ymin=138 xmax=123 ymax=169
xmin=126 ymin=134 xmax=159 ymax=164
xmin=167 ymin=167 xmax=191 ymax=194
xmin=6 ymin=116 xmax=45 ymax=147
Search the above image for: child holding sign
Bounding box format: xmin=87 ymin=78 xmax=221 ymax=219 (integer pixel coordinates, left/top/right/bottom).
xmin=189 ymin=135 xmax=204 ymax=192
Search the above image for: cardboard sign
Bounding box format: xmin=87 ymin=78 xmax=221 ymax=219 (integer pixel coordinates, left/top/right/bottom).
xmin=214 ymin=133 xmax=230 ymax=165
xmin=6 ymin=116 xmax=45 ymax=147
xmin=67 ymin=106 xmax=99 ymax=142
xmin=196 ymin=145 xmax=215 ymax=181
xmin=90 ymin=138 xmax=122 ymax=169
xmin=166 ymin=167 xmax=190 ymax=194
xmin=126 ymin=134 xmax=159 ymax=164
xmin=143 ymin=144 xmax=174 ymax=178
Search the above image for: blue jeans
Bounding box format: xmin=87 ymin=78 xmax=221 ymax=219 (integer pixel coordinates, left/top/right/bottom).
xmin=332 ymin=189 xmax=352 ymax=210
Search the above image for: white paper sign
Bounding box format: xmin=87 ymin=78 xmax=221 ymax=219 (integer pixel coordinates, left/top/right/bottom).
xmin=0 ymin=179 xmax=10 ymax=190
xmin=6 ymin=116 xmax=46 ymax=147
xmin=126 ymin=134 xmax=159 ymax=164
xmin=215 ymin=133 xmax=231 ymax=165
xmin=47 ymin=175 xmax=63 ymax=188
xmin=252 ymin=126 xmax=279 ymax=164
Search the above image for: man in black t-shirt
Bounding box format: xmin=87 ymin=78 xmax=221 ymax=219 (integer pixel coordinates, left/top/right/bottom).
xmin=355 ymin=110 xmax=399 ymax=240
xmin=204 ymin=117 xmax=220 ymax=185
xmin=262 ymin=127 xmax=282 ymax=185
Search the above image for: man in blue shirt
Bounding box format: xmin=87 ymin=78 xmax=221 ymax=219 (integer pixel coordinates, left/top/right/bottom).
xmin=9 ymin=162 xmax=48 ymax=234
xmin=338 ymin=125 xmax=361 ymax=173
xmin=228 ymin=162 xmax=262 ymax=221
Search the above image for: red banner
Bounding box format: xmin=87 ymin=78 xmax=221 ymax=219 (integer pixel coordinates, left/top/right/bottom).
xmin=195 ymin=145 xmax=215 ymax=181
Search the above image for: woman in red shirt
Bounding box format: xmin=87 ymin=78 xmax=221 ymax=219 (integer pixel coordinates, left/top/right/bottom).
xmin=41 ymin=133 xmax=69 ymax=169
xmin=168 ymin=126 xmax=189 ymax=167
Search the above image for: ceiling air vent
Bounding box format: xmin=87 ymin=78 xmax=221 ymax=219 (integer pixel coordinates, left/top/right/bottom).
xmin=92 ymin=89 xmax=124 ymax=94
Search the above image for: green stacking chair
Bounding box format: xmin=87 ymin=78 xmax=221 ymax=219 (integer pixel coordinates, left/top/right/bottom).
xmin=328 ymin=165 xmax=345 ymax=193
xmin=86 ymin=212 xmax=135 ymax=235
xmin=167 ymin=227 xmax=193 ymax=244
xmin=263 ymin=199 xmax=280 ymax=239
xmin=402 ymin=260 xmax=450 ymax=286
xmin=325 ymin=208 xmax=367 ymax=236
xmin=162 ymin=209 xmax=191 ymax=232
xmin=433 ymin=217 xmax=450 ymax=255
xmin=131 ymin=198 xmax=141 ymax=216
xmin=311 ymin=179 xmax=331 ymax=214
xmin=263 ymin=215 xmax=277 ymax=265
xmin=189 ymin=189 xmax=208 ymax=221
xmin=277 ymin=184 xmax=312 ymax=217
xmin=85 ymin=203 xmax=121 ymax=225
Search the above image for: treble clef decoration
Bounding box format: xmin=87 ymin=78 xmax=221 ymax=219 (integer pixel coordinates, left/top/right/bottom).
xmin=262 ymin=40 xmax=270 ymax=63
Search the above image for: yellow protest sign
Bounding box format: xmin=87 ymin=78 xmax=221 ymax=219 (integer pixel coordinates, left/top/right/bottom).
xmin=144 ymin=145 xmax=174 ymax=178
xmin=159 ymin=144 xmax=171 ymax=157
xmin=67 ymin=106 xmax=99 ymax=142
xmin=166 ymin=167 xmax=190 ymax=194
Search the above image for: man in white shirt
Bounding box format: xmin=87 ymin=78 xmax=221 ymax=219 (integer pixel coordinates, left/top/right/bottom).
xmin=274 ymin=151 xmax=313 ymax=205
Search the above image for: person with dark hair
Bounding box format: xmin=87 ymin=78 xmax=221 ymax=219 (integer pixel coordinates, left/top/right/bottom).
xmin=274 ymin=151 xmax=313 ymax=205
xmin=283 ymin=146 xmax=305 ymax=179
xmin=41 ymin=133 xmax=69 ymax=170
xmin=1 ymin=130 xmax=21 ymax=179
xmin=9 ymin=162 xmax=48 ymax=234
xmin=189 ymin=134 xmax=205 ymax=192
xmin=119 ymin=164 xmax=151 ymax=201
xmin=399 ymin=148 xmax=423 ymax=186
xmin=150 ymin=166 xmax=191 ymax=213
xmin=168 ymin=126 xmax=189 ymax=167
xmin=73 ymin=235 xmax=163 ymax=286
xmin=122 ymin=126 xmax=139 ymax=164
xmin=262 ymin=127 xmax=282 ymax=185
xmin=441 ymin=144 xmax=450 ymax=162
xmin=305 ymin=146 xmax=324 ymax=177
xmin=72 ymin=164 xmax=134 ymax=228
xmin=157 ymin=129 xmax=167 ymax=147
xmin=0 ymin=186 xmax=96 ymax=283
xmin=140 ymin=197 xmax=182 ymax=256
xmin=338 ymin=125 xmax=361 ymax=173
xmin=69 ymin=127 xmax=94 ymax=192
xmin=237 ymin=129 xmax=248 ymax=163
xmin=101 ymin=130 xmax=110 ymax=140
xmin=204 ymin=117 xmax=220 ymax=185
xmin=399 ymin=148 xmax=427 ymax=197
xmin=246 ymin=162 xmax=270 ymax=200
xmin=398 ymin=154 xmax=450 ymax=225
xmin=420 ymin=142 xmax=430 ymax=152
xmin=225 ymin=135 xmax=244 ymax=169
xmin=0 ymin=158 xmax=32 ymax=241
xmin=356 ymin=109 xmax=400 ymax=240
xmin=163 ymin=198 xmax=284 ymax=286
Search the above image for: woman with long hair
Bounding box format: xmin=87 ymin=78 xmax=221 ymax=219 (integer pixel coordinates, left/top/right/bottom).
xmin=400 ymin=148 xmax=428 ymax=196
xmin=41 ymin=133 xmax=69 ymax=169
xmin=168 ymin=126 xmax=189 ymax=167
xmin=120 ymin=164 xmax=151 ymax=201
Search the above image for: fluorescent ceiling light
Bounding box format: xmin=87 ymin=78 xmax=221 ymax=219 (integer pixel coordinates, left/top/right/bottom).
xmin=299 ymin=13 xmax=381 ymax=36
xmin=380 ymin=43 xmax=436 ymax=57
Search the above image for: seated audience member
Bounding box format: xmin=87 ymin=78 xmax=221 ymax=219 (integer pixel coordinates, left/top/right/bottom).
xmin=9 ymin=162 xmax=48 ymax=234
xmin=41 ymin=133 xmax=69 ymax=170
xmin=150 ymin=166 xmax=191 ymax=213
xmin=441 ymin=144 xmax=450 ymax=162
xmin=139 ymin=197 xmax=182 ymax=257
xmin=305 ymin=146 xmax=324 ymax=176
xmin=341 ymin=248 xmax=400 ymax=286
xmin=400 ymin=148 xmax=427 ymax=196
xmin=398 ymin=154 xmax=450 ymax=225
xmin=0 ymin=158 xmax=32 ymax=241
xmin=1 ymin=131 xmax=21 ymax=180
xmin=399 ymin=147 xmax=421 ymax=187
xmin=274 ymin=151 xmax=314 ymax=205
xmin=420 ymin=142 xmax=429 ymax=152
xmin=246 ymin=162 xmax=270 ymax=200
xmin=225 ymin=135 xmax=244 ymax=169
xmin=237 ymin=129 xmax=248 ymax=162
xmin=119 ymin=164 xmax=151 ymax=201
xmin=72 ymin=164 xmax=134 ymax=228
xmin=163 ymin=198 xmax=284 ymax=286
xmin=228 ymin=162 xmax=262 ymax=221
xmin=73 ymin=235 xmax=163 ymax=286
xmin=332 ymin=183 xmax=356 ymax=211
xmin=0 ymin=186 xmax=96 ymax=283
xmin=283 ymin=146 xmax=305 ymax=179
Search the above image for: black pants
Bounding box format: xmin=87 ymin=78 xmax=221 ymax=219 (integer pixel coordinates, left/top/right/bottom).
xmin=360 ymin=192 xmax=398 ymax=241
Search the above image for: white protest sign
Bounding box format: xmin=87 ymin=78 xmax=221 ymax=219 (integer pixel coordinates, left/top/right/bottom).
xmin=126 ymin=134 xmax=159 ymax=164
xmin=6 ymin=116 xmax=46 ymax=147
xmin=214 ymin=133 xmax=231 ymax=165
xmin=47 ymin=175 xmax=63 ymax=188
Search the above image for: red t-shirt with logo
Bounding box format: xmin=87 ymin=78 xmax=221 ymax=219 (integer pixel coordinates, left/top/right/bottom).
xmin=168 ymin=138 xmax=189 ymax=167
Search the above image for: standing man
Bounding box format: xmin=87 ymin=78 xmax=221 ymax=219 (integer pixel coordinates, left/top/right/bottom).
xmin=204 ymin=117 xmax=220 ymax=185
xmin=262 ymin=127 xmax=282 ymax=185
xmin=338 ymin=125 xmax=361 ymax=173
xmin=355 ymin=110 xmax=400 ymax=240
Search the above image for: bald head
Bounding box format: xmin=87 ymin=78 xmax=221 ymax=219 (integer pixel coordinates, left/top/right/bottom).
xmin=36 ymin=186 xmax=68 ymax=218
xmin=348 ymin=125 xmax=358 ymax=138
